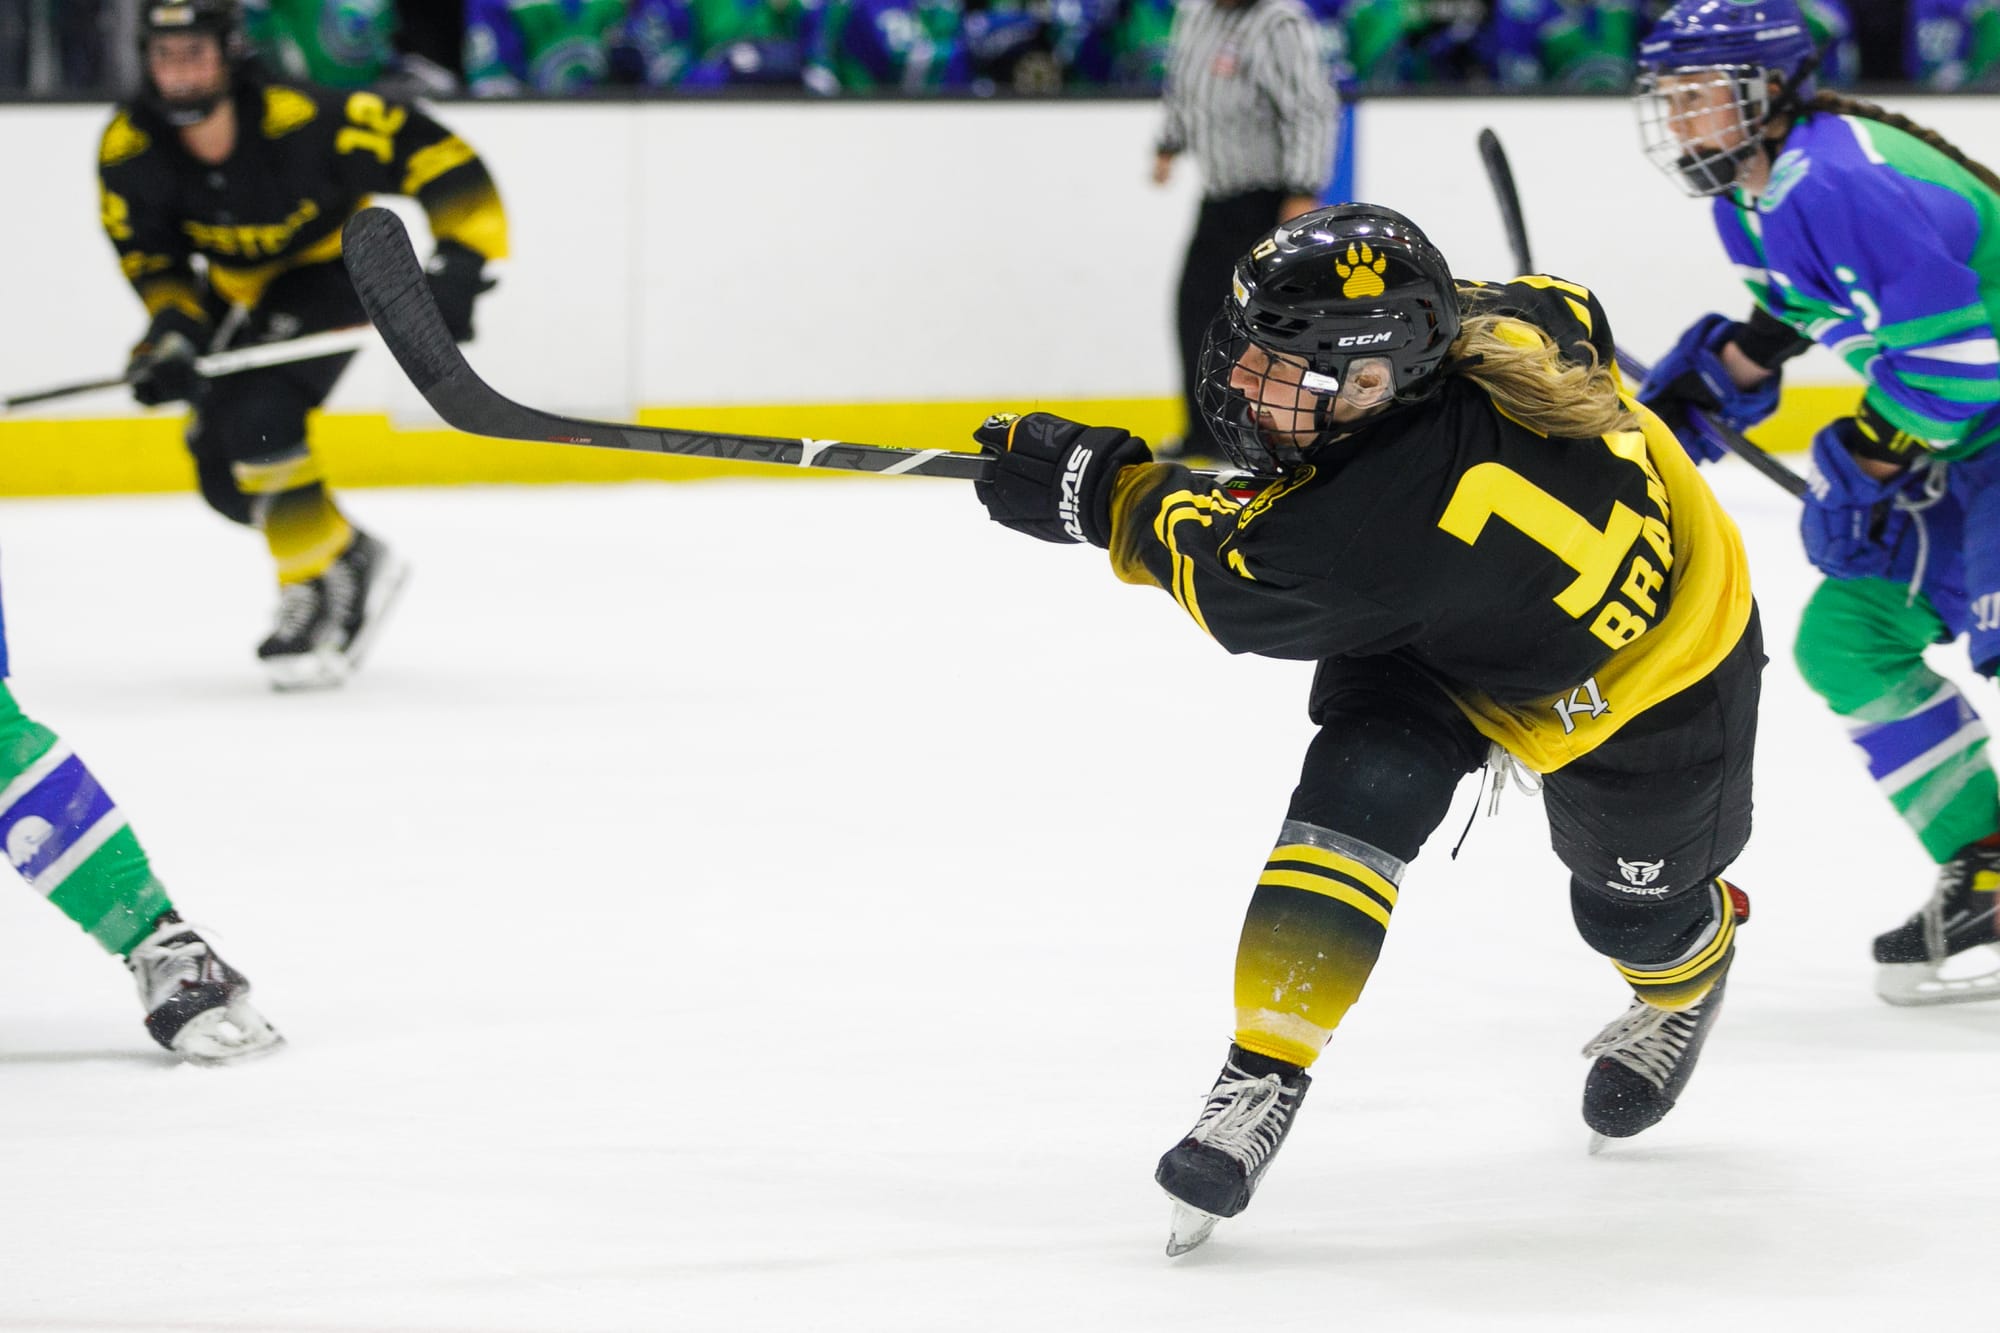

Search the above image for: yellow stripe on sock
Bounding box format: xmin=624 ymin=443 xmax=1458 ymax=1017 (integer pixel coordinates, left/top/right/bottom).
xmin=1616 ymin=908 xmax=1736 ymax=987
xmin=1268 ymin=843 xmax=1399 ymax=907
xmin=232 ymin=453 xmax=326 ymax=496
xmin=1255 ymin=868 xmax=1392 ymax=930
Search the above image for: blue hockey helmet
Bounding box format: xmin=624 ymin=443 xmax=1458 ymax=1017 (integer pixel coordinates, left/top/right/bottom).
xmin=1634 ymin=0 xmax=1821 ymax=196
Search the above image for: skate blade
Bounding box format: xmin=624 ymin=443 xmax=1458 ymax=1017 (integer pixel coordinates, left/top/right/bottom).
xmin=1165 ymin=1200 xmax=1221 ymax=1257
xmin=262 ymin=646 xmax=350 ymax=692
xmin=171 ymin=1004 xmax=286 ymax=1067
xmin=341 ymin=554 xmax=410 ymax=675
xmin=1874 ymin=960 xmax=2000 ymax=1007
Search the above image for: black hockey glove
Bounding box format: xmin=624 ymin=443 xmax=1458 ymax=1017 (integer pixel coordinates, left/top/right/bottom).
xmin=425 ymin=240 xmax=495 ymax=343
xmin=126 ymin=331 xmax=202 ymax=407
xmin=972 ymin=411 xmax=1151 ymax=547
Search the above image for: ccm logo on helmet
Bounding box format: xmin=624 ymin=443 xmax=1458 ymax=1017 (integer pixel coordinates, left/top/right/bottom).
xmin=1335 ymin=331 xmax=1396 ymax=348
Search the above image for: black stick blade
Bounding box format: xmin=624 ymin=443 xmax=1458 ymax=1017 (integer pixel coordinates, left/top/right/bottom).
xmin=342 ymin=207 xmax=471 ymax=404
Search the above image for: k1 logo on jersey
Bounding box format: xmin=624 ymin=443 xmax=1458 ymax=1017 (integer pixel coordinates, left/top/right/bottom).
xmin=1551 ymin=677 xmax=1610 ymax=735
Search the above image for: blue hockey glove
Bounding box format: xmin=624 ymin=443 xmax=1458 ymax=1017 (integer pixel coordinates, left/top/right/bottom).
xmin=1800 ymin=422 xmax=1916 ymax=580
xmin=1639 ymin=313 xmax=1782 ymax=459
xmin=972 ymin=411 xmax=1151 ymax=547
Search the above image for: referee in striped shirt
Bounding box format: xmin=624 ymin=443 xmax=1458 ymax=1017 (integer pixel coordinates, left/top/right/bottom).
xmin=1154 ymin=0 xmax=1338 ymax=458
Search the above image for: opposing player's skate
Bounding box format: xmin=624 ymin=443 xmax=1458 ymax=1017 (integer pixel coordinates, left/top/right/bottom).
xmin=1155 ymin=1045 xmax=1311 ymax=1256
xmin=127 ymin=916 xmax=282 ymax=1065
xmin=1873 ymin=841 xmax=2000 ymax=1006
xmin=258 ymin=530 xmax=408 ymax=690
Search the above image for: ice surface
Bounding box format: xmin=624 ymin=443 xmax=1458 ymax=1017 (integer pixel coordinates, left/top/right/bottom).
xmin=0 ymin=461 xmax=1992 ymax=1331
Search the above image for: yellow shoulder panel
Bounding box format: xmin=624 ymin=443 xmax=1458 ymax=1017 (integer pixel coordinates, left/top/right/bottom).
xmin=100 ymin=113 xmax=151 ymax=168
xmin=262 ymin=86 xmax=319 ymax=139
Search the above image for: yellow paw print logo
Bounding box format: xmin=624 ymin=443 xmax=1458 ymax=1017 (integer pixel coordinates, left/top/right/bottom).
xmin=1336 ymin=242 xmax=1388 ymax=299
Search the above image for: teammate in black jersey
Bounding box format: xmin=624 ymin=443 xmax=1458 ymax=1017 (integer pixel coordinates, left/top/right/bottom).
xmin=972 ymin=204 xmax=1765 ymax=1254
xmin=100 ymin=0 xmax=507 ymax=689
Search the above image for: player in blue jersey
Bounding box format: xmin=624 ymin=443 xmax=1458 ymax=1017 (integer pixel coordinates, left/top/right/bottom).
xmin=1635 ymin=0 xmax=2000 ymax=1006
xmin=0 ymin=560 xmax=280 ymax=1063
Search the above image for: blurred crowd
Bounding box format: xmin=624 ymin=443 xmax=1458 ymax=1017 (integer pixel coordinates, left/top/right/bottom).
xmin=4 ymin=0 xmax=1997 ymax=97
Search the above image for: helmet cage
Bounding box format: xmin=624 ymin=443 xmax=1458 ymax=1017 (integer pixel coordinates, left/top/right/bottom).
xmin=1198 ymin=307 xmax=1328 ymax=477
xmin=1635 ymin=64 xmax=1783 ymax=197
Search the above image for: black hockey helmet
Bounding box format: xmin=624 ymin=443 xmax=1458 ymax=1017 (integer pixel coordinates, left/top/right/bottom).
xmin=1198 ymin=203 xmax=1462 ymax=475
xmin=138 ymin=0 xmax=248 ymax=127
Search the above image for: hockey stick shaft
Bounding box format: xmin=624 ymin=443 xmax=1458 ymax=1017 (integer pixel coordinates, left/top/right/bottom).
xmin=1613 ymin=349 xmax=1809 ymax=498
xmin=1476 ymin=128 xmax=1807 ymax=499
xmin=340 ymin=207 xmax=995 ymax=481
xmin=2 ymin=327 xmax=373 ymax=412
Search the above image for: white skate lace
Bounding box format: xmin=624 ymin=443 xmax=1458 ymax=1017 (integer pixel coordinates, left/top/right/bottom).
xmin=322 ymin=551 xmax=363 ymax=633
xmin=128 ymin=930 xmax=214 ymax=1007
xmin=1581 ymin=1000 xmax=1700 ymax=1091
xmin=1188 ymin=1069 xmax=1297 ymax=1170
xmin=1919 ymin=849 xmax=2000 ymax=959
xmin=270 ymin=580 xmax=323 ymax=639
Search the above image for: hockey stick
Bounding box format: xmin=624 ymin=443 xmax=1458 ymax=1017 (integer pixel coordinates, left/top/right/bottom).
xmin=339 ymin=207 xmax=993 ymax=481
xmin=1474 ymin=128 xmax=1808 ymax=498
xmin=2 ymin=327 xmax=374 ymax=413
xmin=1611 ymin=348 xmax=1809 ymax=497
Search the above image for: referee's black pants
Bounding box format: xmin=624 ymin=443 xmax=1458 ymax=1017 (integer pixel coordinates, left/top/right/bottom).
xmin=1176 ymin=187 xmax=1285 ymax=455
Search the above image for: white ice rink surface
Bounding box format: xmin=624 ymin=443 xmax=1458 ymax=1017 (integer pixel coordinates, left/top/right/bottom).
xmin=0 ymin=461 xmax=1994 ymax=1332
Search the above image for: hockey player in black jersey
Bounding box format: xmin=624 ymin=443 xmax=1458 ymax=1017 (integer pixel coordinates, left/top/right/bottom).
xmin=972 ymin=205 xmax=1765 ymax=1254
xmin=100 ymin=0 xmax=507 ymax=688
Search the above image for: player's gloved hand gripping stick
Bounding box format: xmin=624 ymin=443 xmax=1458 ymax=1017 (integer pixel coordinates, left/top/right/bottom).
xmin=2 ymin=327 xmax=376 ymax=413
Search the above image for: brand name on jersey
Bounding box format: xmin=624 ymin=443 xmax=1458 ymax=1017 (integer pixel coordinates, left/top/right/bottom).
xmin=1059 ymin=446 xmax=1093 ymax=542
xmin=181 ymin=198 xmax=321 ymax=260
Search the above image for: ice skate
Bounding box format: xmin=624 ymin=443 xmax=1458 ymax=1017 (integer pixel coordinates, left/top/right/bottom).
xmin=1581 ymin=974 xmax=1729 ymax=1149
xmin=1873 ymin=841 xmax=2000 ymax=1006
xmin=1155 ymin=1045 xmax=1310 ymax=1256
xmin=126 ymin=917 xmax=283 ymax=1066
xmin=257 ymin=530 xmax=408 ymax=691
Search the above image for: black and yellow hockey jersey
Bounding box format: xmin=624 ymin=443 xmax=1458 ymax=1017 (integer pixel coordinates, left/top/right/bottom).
xmin=97 ymin=68 xmax=507 ymax=342
xmin=1107 ymin=277 xmax=1754 ymax=773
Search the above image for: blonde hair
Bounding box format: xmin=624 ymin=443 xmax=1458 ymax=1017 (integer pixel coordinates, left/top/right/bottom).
xmin=1446 ymin=314 xmax=1638 ymax=439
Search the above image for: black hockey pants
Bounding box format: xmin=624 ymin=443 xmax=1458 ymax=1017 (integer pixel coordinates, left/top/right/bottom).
xmin=1284 ymin=608 xmax=1766 ymax=970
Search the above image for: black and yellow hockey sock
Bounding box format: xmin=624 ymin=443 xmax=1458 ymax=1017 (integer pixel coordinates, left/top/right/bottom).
xmin=232 ymin=449 xmax=354 ymax=585
xmin=1232 ymin=820 xmax=1403 ymax=1069
xmin=1613 ymin=879 xmax=1744 ymax=1011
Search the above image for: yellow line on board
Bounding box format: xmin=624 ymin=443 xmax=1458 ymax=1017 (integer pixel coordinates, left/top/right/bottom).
xmin=0 ymin=389 xmax=1843 ymax=498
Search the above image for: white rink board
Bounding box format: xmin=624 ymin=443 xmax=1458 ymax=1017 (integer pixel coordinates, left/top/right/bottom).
xmin=0 ymin=462 xmax=1997 ymax=1329
xmin=16 ymin=94 xmax=1999 ymax=421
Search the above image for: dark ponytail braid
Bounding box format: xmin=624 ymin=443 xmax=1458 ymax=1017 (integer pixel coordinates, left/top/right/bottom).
xmin=1806 ymin=91 xmax=2000 ymax=197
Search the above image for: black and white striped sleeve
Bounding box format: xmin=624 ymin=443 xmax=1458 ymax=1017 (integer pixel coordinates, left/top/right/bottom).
xmin=1156 ymin=4 xmax=1191 ymax=155
xmin=1261 ymin=9 xmax=1337 ymax=196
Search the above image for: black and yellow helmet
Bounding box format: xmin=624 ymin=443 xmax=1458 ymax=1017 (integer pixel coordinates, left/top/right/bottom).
xmin=1200 ymin=204 xmax=1462 ymax=474
xmin=138 ymin=0 xmax=248 ymax=126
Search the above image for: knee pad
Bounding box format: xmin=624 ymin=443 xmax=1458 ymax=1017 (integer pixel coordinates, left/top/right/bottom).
xmin=1575 ymin=878 xmax=1745 ymax=1010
